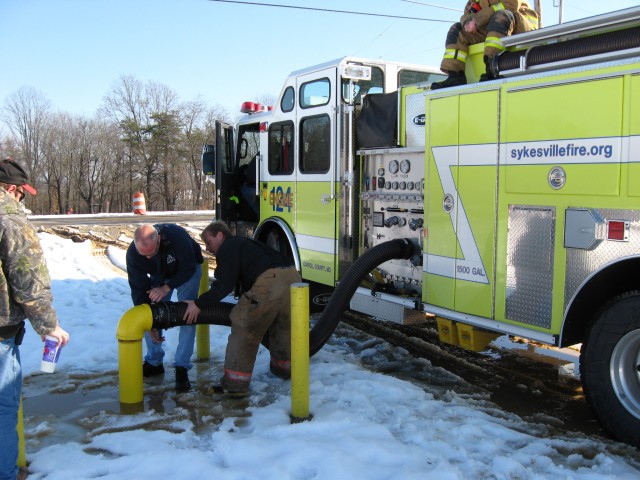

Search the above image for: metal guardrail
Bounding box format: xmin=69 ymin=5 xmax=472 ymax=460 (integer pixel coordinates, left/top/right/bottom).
xmin=28 ymin=211 xmax=216 ymax=227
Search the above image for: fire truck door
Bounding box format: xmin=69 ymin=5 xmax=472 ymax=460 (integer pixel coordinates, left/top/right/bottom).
xmin=214 ymin=121 xmax=236 ymax=222
xmin=294 ymin=68 xmax=337 ymax=286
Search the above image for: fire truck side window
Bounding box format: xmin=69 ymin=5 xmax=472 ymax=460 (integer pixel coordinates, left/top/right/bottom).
xmin=281 ymin=86 xmax=295 ymax=112
xmin=238 ymin=124 xmax=260 ymax=167
xmin=221 ymin=127 xmax=234 ymax=173
xmin=398 ymin=69 xmax=446 ymax=87
xmin=300 ymin=115 xmax=330 ymax=174
xmin=300 ymin=78 xmax=330 ymax=108
xmin=268 ymin=121 xmax=294 ymax=175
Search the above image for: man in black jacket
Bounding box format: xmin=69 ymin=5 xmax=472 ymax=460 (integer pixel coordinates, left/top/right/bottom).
xmin=183 ymin=221 xmax=301 ymax=397
xmin=126 ymin=223 xmax=203 ymax=391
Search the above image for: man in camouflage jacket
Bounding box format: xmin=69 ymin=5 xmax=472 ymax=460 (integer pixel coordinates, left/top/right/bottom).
xmin=431 ymin=0 xmax=539 ymax=89
xmin=0 ymin=158 xmax=69 ymax=480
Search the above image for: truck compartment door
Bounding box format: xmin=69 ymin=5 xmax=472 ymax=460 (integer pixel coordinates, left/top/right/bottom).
xmin=425 ymin=91 xmax=498 ymax=317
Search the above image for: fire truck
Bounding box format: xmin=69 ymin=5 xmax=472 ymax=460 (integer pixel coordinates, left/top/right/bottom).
xmin=203 ymin=7 xmax=640 ymax=447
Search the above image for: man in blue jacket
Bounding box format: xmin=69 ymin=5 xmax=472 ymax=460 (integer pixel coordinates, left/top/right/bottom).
xmin=126 ymin=223 xmax=203 ymax=391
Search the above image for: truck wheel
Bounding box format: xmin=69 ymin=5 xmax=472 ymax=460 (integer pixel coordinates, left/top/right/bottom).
xmin=265 ymin=229 xmax=290 ymax=258
xmin=580 ymin=291 xmax=640 ymax=447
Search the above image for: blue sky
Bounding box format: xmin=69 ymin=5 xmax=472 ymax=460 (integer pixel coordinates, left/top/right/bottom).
xmin=1 ymin=0 xmax=637 ymax=122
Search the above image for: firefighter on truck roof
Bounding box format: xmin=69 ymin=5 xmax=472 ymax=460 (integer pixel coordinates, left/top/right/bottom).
xmin=431 ymin=0 xmax=539 ymax=90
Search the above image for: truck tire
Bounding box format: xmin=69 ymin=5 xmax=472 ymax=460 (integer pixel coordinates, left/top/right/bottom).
xmin=265 ymin=228 xmax=290 ymax=258
xmin=580 ymin=291 xmax=640 ymax=448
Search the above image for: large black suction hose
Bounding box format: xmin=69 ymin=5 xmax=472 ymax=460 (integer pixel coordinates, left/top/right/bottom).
xmin=309 ymin=238 xmax=416 ymax=356
xmin=151 ymin=301 xmax=233 ymax=329
xmin=489 ymin=26 xmax=640 ymax=78
xmin=149 ymin=238 xmax=417 ymax=357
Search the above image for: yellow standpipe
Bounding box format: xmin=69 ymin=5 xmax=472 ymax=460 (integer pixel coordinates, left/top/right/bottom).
xmin=290 ymin=282 xmax=312 ymax=423
xmin=17 ymin=397 xmax=26 ymax=468
xmin=116 ymin=304 xmax=152 ymax=404
xmin=196 ymin=258 xmax=210 ymax=360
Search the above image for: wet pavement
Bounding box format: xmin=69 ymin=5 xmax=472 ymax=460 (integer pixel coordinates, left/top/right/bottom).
xmin=21 ymin=318 xmax=640 ymax=467
xmin=21 ymin=361 xmax=256 ymax=454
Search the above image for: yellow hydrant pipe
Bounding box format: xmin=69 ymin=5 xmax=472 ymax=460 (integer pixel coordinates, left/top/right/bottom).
xmin=116 ymin=304 xmax=152 ymax=404
xmin=196 ymin=258 xmax=210 ymax=360
xmin=17 ymin=397 xmax=25 ymax=468
xmin=290 ymin=282 xmax=312 ymax=422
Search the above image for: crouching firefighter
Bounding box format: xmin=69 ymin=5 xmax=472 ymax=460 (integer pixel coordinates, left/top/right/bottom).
xmin=431 ymin=0 xmax=539 ymax=89
xmin=182 ymin=221 xmax=301 ymax=397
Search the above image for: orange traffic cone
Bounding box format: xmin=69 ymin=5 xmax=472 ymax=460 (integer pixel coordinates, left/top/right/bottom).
xmin=132 ymin=192 xmax=146 ymax=215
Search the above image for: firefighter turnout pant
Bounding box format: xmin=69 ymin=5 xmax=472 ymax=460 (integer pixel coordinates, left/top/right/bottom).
xmin=441 ymin=9 xmax=538 ymax=75
xmin=221 ymin=267 xmax=302 ymax=394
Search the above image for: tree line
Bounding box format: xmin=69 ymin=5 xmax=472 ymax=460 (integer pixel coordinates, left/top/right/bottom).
xmin=0 ymin=75 xmax=232 ymax=215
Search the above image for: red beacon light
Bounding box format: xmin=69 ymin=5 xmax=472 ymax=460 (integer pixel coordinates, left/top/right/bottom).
xmin=241 ymin=101 xmax=257 ymax=114
xmin=240 ymin=102 xmax=274 ymax=115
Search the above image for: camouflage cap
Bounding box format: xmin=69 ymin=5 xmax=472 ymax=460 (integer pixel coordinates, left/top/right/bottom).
xmin=0 ymin=158 xmax=37 ymax=195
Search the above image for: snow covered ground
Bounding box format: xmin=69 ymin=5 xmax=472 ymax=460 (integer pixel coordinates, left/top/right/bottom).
xmin=15 ymin=232 xmax=640 ymax=479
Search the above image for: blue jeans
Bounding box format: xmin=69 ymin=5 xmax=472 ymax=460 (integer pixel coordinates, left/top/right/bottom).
xmin=144 ymin=264 xmax=202 ymax=370
xmin=0 ymin=337 xmax=20 ymax=480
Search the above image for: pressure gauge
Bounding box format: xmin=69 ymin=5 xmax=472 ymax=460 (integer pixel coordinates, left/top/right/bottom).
xmin=399 ymin=181 xmax=407 ymax=190
xmin=391 ymin=181 xmax=399 ymax=190
xmin=377 ymin=167 xmax=385 ymax=176
xmin=407 ymin=181 xmax=415 ymax=190
xmin=388 ymin=160 xmax=399 ymax=174
xmin=400 ymin=159 xmax=411 ymax=174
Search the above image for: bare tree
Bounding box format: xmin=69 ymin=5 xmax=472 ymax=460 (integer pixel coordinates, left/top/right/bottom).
xmin=1 ymin=86 xmax=52 ymax=193
xmin=0 ymin=137 xmax=20 ymax=162
xmin=0 ymin=76 xmax=234 ymax=214
xmin=100 ymin=76 xmax=182 ymax=211
xmin=178 ymin=99 xmax=230 ymax=209
xmin=69 ymin=117 xmax=107 ymax=213
xmin=92 ymin=119 xmax=126 ymax=213
xmin=100 ymin=75 xmax=149 ymax=206
xmin=41 ymin=112 xmax=75 ymax=213
xmin=40 ymin=113 xmax=125 ymax=214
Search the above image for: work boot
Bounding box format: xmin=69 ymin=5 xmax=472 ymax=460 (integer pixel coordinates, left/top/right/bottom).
xmin=175 ymin=366 xmax=191 ymax=392
xmin=142 ymin=361 xmax=164 ymax=377
xmin=207 ymin=385 xmax=248 ymax=399
xmin=270 ymin=363 xmax=291 ymax=380
xmin=430 ymin=72 xmax=466 ymax=90
xmin=480 ymin=55 xmax=498 ymax=82
xmin=211 ymin=373 xmax=250 ymax=398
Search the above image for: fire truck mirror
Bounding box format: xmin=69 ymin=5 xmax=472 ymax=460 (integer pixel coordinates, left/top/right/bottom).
xmin=202 ymin=144 xmax=215 ymax=175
